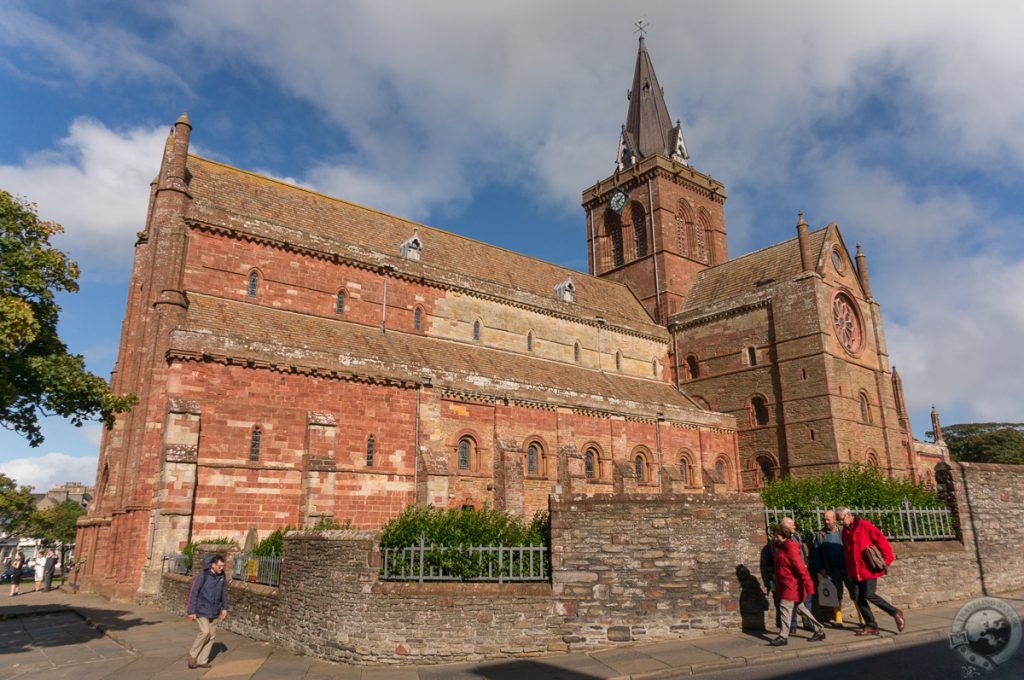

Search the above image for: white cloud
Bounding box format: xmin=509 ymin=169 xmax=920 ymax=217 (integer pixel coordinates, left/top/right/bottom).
xmin=0 ymin=452 xmax=98 ymax=492
xmin=0 ymin=119 xmax=169 ymax=267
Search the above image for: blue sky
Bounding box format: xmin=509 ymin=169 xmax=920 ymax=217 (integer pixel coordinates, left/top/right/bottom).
xmin=2 ymin=1 xmax=1023 ymax=490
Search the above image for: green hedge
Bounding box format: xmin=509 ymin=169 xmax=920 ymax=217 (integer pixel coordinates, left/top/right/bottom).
xmin=760 ymin=466 xmax=943 ymax=539
xmin=379 ymin=505 xmax=550 ymax=580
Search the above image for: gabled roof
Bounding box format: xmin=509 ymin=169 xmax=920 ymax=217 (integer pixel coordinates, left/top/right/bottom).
xmin=184 ymin=156 xmax=665 ymax=338
xmin=680 ymin=227 xmax=830 ymax=312
xmin=172 ymin=294 xmax=733 ymax=428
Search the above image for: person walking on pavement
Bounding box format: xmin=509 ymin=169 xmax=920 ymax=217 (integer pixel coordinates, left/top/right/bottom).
xmin=813 ymin=510 xmax=848 ymax=626
xmin=837 ymin=506 xmax=905 ymax=635
xmin=8 ymin=552 xmax=24 ymax=596
xmin=186 ymin=554 xmax=229 ymax=669
xmin=42 ymin=550 xmax=57 ymax=592
xmin=32 ymin=551 xmax=44 ymax=592
xmin=769 ymin=524 xmax=827 ymax=646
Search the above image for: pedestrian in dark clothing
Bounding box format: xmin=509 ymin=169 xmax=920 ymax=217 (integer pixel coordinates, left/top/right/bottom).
xmin=837 ymin=507 xmax=905 ymax=635
xmin=9 ymin=552 xmax=24 ymax=597
xmin=812 ymin=510 xmax=847 ymax=625
xmin=768 ymin=524 xmax=827 ymax=646
xmin=42 ymin=550 xmax=56 ymax=591
xmin=186 ymin=554 xmax=229 ymax=669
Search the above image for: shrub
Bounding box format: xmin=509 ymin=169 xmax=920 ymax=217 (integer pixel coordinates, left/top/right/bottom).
xmin=308 ymin=516 xmax=351 ymax=531
xmin=183 ymin=537 xmax=235 ymax=563
xmin=760 ymin=465 xmax=944 ymax=539
xmin=253 ymin=527 xmax=293 ymax=556
xmin=379 ymin=505 xmax=550 ymax=580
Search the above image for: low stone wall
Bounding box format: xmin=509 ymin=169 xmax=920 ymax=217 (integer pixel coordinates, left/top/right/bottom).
xmin=154 ymin=462 xmax=1024 ymax=665
xmin=549 ymin=492 xmax=766 ymax=645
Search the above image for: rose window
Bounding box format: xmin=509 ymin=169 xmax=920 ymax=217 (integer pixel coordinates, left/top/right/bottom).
xmin=832 ymin=292 xmax=863 ymax=353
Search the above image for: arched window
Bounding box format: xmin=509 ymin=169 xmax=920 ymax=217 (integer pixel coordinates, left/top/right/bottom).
xmin=866 ymin=450 xmax=879 ymax=468
xmin=751 ymin=396 xmax=770 ymax=426
xmin=652 ymin=358 xmax=658 ymax=377
xmin=527 ymin=331 xmax=533 ymax=352
xmin=414 ymin=307 xmax=423 ymax=331
xmin=608 ymin=214 xmax=624 ymax=267
xmin=615 ymin=351 xmax=622 ymax=371
xmin=693 ymin=215 xmax=709 ymax=264
xmin=249 ymin=426 xmax=261 ymax=461
xmin=574 ymin=342 xmax=581 ymax=363
xmin=247 ymin=271 xmax=259 ymax=298
xmin=335 ymin=290 xmax=346 ymax=314
xmin=675 ymin=199 xmax=692 ymax=255
xmin=755 ymin=455 xmax=776 ymax=485
xmin=859 ymin=392 xmax=871 ymax=423
xmin=678 ymin=452 xmax=694 ymax=485
xmin=473 ymin=320 xmax=481 ymax=341
xmin=715 ymin=457 xmax=727 ymax=482
xmin=584 ymin=448 xmax=598 ymax=480
xmin=634 ymin=454 xmax=646 ymax=482
xmin=366 ymin=434 xmax=375 ymax=467
xmin=458 ymin=437 xmax=474 ymax=470
xmin=526 ymin=442 xmax=540 ymax=476
xmin=631 ymin=204 xmax=648 ymax=258
xmin=746 ymin=346 xmax=757 ymax=366
xmin=685 ymin=355 xmax=699 ymax=380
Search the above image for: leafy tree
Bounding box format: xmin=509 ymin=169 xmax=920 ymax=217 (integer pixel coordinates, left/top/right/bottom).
xmin=0 ymin=471 xmax=35 ymax=535
xmin=930 ymin=422 xmax=1024 ymax=465
xmin=26 ymin=500 xmax=85 ymax=546
xmin=0 ymin=190 xmax=135 ymax=446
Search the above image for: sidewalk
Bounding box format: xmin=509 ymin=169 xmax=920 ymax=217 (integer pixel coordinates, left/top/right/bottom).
xmin=2 ymin=587 xmax=1022 ymax=679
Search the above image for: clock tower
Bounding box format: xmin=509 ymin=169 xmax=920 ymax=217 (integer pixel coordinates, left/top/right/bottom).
xmin=582 ymin=36 xmax=728 ymax=323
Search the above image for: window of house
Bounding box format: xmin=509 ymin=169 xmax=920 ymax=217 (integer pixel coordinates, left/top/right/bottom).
xmin=634 ymin=454 xmax=646 ymax=482
xmin=752 ymin=396 xmax=770 ymax=426
xmin=860 ymin=393 xmax=871 ymax=423
xmin=458 ymin=437 xmax=473 ymax=470
xmin=574 ymin=342 xmax=581 ymax=363
xmin=615 ymin=351 xmax=621 ymax=371
xmin=610 ymin=220 xmax=624 ymax=267
xmin=631 ymin=204 xmax=648 ymax=258
xmin=247 ymin=271 xmax=259 ymax=298
xmin=715 ymin=458 xmax=726 ymax=481
xmin=746 ymin=346 xmax=757 ymax=366
xmin=366 ymin=435 xmax=375 ymax=467
xmin=249 ymin=426 xmax=261 ymax=461
xmin=679 ymin=457 xmax=689 ymax=484
xmin=652 ymin=358 xmax=658 ymax=377
xmin=527 ymin=443 xmax=539 ymax=476
xmin=473 ymin=320 xmax=481 ymax=341
xmin=584 ymin=448 xmax=597 ymax=479
xmin=336 ymin=290 xmax=346 ymax=314
xmin=686 ymin=355 xmax=699 ymax=379
xmin=527 ymin=331 xmax=533 ymax=352
xmin=414 ymin=307 xmax=422 ymax=330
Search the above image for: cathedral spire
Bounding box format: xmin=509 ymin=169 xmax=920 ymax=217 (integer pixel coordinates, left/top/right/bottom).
xmin=618 ymin=36 xmax=689 ymax=169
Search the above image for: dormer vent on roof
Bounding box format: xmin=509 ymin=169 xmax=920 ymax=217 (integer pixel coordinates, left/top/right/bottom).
xmin=400 ymin=229 xmax=423 ymax=261
xmin=555 ymin=276 xmax=576 ymax=303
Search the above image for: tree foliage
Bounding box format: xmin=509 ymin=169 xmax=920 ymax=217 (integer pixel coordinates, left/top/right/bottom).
xmin=0 ymin=190 xmax=135 ymax=446
xmin=25 ymin=500 xmax=84 ymax=546
xmin=930 ymin=422 xmax=1024 ymax=465
xmin=0 ymin=471 xmax=35 ymax=535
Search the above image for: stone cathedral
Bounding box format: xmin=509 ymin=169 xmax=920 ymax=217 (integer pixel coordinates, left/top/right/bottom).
xmin=76 ymin=37 xmax=947 ymax=600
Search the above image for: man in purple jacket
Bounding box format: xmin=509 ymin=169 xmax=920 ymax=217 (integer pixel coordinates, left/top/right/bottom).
xmin=186 ymin=554 xmax=229 ymax=669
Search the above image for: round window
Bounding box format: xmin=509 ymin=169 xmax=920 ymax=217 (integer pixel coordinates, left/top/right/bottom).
xmin=831 ymin=249 xmax=845 ymax=273
xmin=831 ymin=291 xmax=863 ymax=354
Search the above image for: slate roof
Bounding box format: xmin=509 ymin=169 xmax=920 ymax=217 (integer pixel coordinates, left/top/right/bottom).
xmin=183 ymin=155 xmax=665 ymax=338
xmin=681 ymin=227 xmax=829 ymax=312
xmin=172 ymin=294 xmax=733 ymax=428
xmin=624 ymin=37 xmax=675 ymax=160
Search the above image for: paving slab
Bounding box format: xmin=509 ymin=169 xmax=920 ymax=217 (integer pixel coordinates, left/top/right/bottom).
xmin=303 ymin=660 xmax=364 ymax=679
xmin=588 ymin=646 xmax=671 ymax=675
xmin=248 ymin=650 xmax=315 ymax=679
xmin=635 ymin=639 xmax=727 ymax=667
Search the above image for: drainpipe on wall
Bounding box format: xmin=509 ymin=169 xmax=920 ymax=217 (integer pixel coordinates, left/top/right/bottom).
xmin=656 ymin=412 xmax=665 ymax=493
xmin=647 ymin=178 xmax=663 ymax=323
xmin=381 ymin=265 xmax=393 ymax=334
xmin=413 ymin=380 xmax=423 ymax=506
xmin=587 ymin=207 xmax=596 ymax=275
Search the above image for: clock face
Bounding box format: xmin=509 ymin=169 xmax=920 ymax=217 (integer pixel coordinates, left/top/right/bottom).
xmin=609 ymin=189 xmax=628 ymax=214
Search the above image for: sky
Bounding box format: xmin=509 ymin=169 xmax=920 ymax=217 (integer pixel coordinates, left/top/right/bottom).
xmin=1 ymin=1 xmax=1022 ymax=491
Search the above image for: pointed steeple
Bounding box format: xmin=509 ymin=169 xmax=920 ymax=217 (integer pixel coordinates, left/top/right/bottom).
xmin=618 ymin=37 xmax=689 ymax=169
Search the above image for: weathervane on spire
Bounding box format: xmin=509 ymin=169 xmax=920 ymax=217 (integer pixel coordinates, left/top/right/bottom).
xmin=634 ymin=17 xmax=648 ymax=38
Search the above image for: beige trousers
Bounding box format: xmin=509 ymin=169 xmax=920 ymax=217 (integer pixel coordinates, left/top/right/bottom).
xmin=189 ymin=616 xmax=219 ymax=664
xmin=778 ymin=599 xmax=823 ymax=639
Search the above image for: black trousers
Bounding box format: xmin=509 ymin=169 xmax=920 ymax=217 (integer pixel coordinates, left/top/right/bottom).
xmin=848 ymin=577 xmax=898 ymax=627
xmin=43 ymin=572 xmax=54 ymax=591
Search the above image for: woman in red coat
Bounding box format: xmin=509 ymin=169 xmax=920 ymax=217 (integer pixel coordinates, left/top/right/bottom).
xmin=839 ymin=509 xmax=905 ymax=635
xmin=769 ymin=524 xmax=827 ymax=646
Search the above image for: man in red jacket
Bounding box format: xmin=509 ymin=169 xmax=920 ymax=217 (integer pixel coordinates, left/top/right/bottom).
xmin=837 ymin=507 xmax=906 ymax=636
